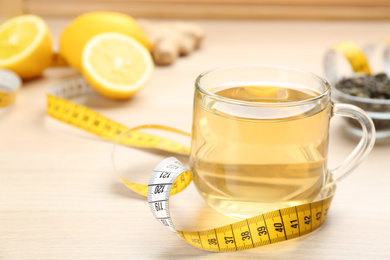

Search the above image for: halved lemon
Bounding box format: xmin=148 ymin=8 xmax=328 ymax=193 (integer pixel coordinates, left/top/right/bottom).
xmin=82 ymin=32 xmax=154 ymax=100
xmin=0 ymin=15 xmax=52 ymax=79
xmin=60 ymin=12 xmax=153 ymax=72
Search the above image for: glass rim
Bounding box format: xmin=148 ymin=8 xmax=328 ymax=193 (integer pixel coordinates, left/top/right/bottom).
xmin=195 ymin=64 xmax=331 ymax=107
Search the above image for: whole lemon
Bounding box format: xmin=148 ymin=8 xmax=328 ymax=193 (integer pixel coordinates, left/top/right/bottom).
xmin=59 ymin=12 xmax=153 ymax=72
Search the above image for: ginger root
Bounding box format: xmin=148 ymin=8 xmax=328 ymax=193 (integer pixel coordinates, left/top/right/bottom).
xmin=138 ymin=20 xmax=205 ymax=66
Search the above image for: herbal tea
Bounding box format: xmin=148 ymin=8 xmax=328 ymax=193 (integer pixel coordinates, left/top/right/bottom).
xmin=190 ymin=85 xmax=331 ymax=218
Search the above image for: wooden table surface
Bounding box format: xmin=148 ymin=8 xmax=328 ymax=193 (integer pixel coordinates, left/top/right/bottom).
xmin=1 ymin=18 xmax=389 ymax=259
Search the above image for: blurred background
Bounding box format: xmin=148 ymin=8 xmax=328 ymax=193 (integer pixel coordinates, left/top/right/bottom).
xmin=1 ymin=0 xmax=390 ymax=19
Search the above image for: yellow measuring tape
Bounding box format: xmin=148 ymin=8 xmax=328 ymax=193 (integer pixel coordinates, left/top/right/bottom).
xmin=1 ymin=39 xmax=373 ymax=251
xmin=46 ymin=76 xmax=338 ymax=252
xmin=147 ymin=157 xmax=335 ymax=251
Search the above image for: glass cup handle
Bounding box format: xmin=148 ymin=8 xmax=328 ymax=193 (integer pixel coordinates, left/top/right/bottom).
xmin=329 ymin=103 xmax=376 ymax=184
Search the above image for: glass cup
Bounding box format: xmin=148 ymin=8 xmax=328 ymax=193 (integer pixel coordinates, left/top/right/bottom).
xmin=189 ymin=64 xmax=375 ymax=219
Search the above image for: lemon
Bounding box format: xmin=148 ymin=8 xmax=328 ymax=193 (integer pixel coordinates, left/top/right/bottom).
xmin=82 ymin=32 xmax=153 ymax=100
xmin=0 ymin=14 xmax=52 ymax=79
xmin=60 ymin=12 xmax=153 ymax=72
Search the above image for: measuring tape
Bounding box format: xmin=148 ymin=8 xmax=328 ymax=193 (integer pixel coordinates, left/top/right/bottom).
xmin=45 ymin=41 xmax=380 ymax=250
xmin=0 ymin=39 xmax=374 ymax=251
xmin=0 ymin=69 xmax=21 ymax=108
xmin=45 ymin=76 xmax=339 ymax=252
xmin=147 ymin=157 xmax=335 ymax=251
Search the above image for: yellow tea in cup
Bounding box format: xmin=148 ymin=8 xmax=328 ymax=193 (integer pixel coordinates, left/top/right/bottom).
xmin=190 ymin=65 xmax=375 ymax=219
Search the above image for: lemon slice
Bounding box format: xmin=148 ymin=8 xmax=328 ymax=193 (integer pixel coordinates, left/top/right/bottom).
xmin=0 ymin=14 xmax=52 ymax=79
xmin=82 ymin=32 xmax=154 ymax=100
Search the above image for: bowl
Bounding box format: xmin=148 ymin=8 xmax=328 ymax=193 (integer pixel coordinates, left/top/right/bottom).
xmin=331 ymin=85 xmax=390 ymax=140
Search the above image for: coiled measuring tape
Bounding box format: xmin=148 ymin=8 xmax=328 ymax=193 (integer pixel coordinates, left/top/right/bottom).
xmin=0 ymin=69 xmax=21 ymax=108
xmin=0 ymin=39 xmax=375 ymax=251
xmin=44 ymin=39 xmax=384 ymax=250
xmin=46 ymin=76 xmax=339 ymax=252
xmin=147 ymin=157 xmax=335 ymax=251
